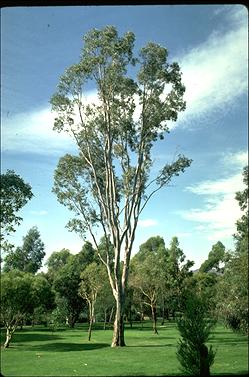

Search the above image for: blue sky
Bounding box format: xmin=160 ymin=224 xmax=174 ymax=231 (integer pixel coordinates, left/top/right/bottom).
xmin=1 ymin=5 xmax=248 ymax=269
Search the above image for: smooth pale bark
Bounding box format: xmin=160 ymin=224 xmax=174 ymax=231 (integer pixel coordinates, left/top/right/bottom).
xmin=4 ymin=326 xmax=14 ymax=348
xmin=140 ymin=312 xmax=144 ymax=329
xmin=111 ymin=291 xmax=126 ymax=347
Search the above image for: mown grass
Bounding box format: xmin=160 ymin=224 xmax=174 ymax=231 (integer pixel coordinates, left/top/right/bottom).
xmin=1 ymin=321 xmax=248 ymax=376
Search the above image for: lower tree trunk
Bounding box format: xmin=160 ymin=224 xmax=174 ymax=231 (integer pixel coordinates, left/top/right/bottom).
xmin=151 ymin=305 xmax=158 ymax=335
xmin=140 ymin=311 xmax=144 ymax=329
xmin=88 ymin=303 xmax=94 ymax=341
xmin=111 ymin=293 xmax=125 ymax=347
xmin=88 ymin=319 xmax=93 ymax=341
xmin=4 ymin=327 xmax=13 ymax=349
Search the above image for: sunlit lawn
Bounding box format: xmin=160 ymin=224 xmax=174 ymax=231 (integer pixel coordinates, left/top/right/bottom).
xmin=1 ymin=321 xmax=248 ymax=376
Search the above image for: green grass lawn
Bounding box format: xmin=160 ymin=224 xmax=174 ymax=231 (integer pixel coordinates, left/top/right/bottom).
xmin=1 ymin=321 xmax=248 ymax=376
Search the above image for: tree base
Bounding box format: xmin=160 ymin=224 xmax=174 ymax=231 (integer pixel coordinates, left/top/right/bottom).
xmin=111 ymin=341 xmax=126 ymax=347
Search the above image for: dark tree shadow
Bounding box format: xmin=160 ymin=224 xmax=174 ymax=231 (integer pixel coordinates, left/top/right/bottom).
xmin=25 ymin=342 xmax=110 ymax=352
xmin=11 ymin=333 xmax=63 ymax=343
xmin=213 ymin=373 xmax=249 ymax=376
xmin=210 ymin=337 xmax=248 ymax=344
xmin=128 ymin=343 xmax=175 ymax=348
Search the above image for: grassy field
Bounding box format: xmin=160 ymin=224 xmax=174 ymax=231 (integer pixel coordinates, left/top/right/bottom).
xmin=1 ymin=321 xmax=248 ymax=376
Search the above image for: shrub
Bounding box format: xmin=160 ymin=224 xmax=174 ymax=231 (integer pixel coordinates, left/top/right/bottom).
xmin=176 ymin=293 xmax=216 ymax=376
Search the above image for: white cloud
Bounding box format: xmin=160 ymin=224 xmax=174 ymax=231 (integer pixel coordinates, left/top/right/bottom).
xmin=138 ymin=219 xmax=158 ymax=228
xmin=2 ymin=107 xmax=75 ymax=155
xmin=2 ymin=90 xmax=100 ymax=155
xmin=186 ymin=173 xmax=244 ymax=196
xmin=222 ymin=151 xmax=248 ymax=169
xmin=175 ymin=5 xmax=248 ymax=127
xmin=179 ymin=153 xmax=246 ymax=242
xmin=182 ymin=192 xmax=242 ymax=241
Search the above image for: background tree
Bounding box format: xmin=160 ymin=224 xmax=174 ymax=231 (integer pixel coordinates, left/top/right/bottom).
xmin=131 ymin=252 xmax=162 ymax=334
xmin=216 ymin=166 xmax=248 ymax=334
xmin=46 ymin=248 xmax=71 ymax=274
xmin=79 ymin=262 xmax=106 ymax=340
xmin=3 ymin=226 xmax=45 ymax=274
xmin=199 ymin=241 xmax=226 ymax=273
xmin=130 ymin=236 xmax=168 ymax=334
xmin=1 ymin=271 xmax=35 ymax=348
xmin=186 ymin=272 xmax=218 ymax=317
xmin=52 ymin=253 xmax=86 ymax=328
xmin=31 ymin=273 xmax=55 ymax=326
xmin=136 ymin=236 xmax=166 ymax=261
xmin=51 ymin=26 xmax=192 ymax=346
xmin=77 ymin=241 xmax=98 ymax=265
xmin=0 ymin=170 xmax=33 ymax=251
xmin=161 ymin=237 xmax=194 ymax=321
xmin=234 ymin=166 xmax=248 ymax=255
xmin=95 ymin=273 xmax=115 ymax=329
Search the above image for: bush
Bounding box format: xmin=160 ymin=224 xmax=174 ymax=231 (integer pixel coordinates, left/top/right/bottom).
xmin=176 ymin=293 xmax=216 ymax=376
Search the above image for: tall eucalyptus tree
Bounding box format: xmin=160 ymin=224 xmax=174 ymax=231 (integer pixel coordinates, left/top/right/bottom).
xmin=51 ymin=26 xmax=192 ymax=346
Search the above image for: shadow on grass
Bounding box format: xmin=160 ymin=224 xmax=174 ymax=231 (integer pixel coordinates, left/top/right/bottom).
xmin=25 ymin=342 xmax=110 ymax=352
xmin=12 ymin=333 xmax=63 ymax=343
xmin=30 ymin=327 xmax=68 ymax=332
xmin=128 ymin=343 xmax=175 ymax=348
xmin=213 ymin=373 xmax=249 ymax=376
xmin=210 ymin=337 xmax=248 ymax=344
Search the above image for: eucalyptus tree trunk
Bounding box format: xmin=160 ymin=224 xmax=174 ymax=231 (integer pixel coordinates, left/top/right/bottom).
xmin=4 ymin=327 xmax=13 ymax=348
xmin=110 ymin=253 xmax=128 ymax=347
xmin=111 ymin=290 xmax=126 ymax=347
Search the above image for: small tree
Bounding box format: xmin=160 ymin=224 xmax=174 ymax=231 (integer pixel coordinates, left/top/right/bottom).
xmin=1 ymin=271 xmax=35 ymax=348
xmin=131 ymin=252 xmax=162 ymax=334
xmin=176 ymin=293 xmax=216 ymax=376
xmin=79 ymin=262 xmax=106 ymax=340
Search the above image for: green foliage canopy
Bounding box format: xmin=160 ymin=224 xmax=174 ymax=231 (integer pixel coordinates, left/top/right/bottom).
xmin=3 ymin=227 xmax=45 ymax=274
xmin=0 ymin=170 xmax=33 ymax=247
